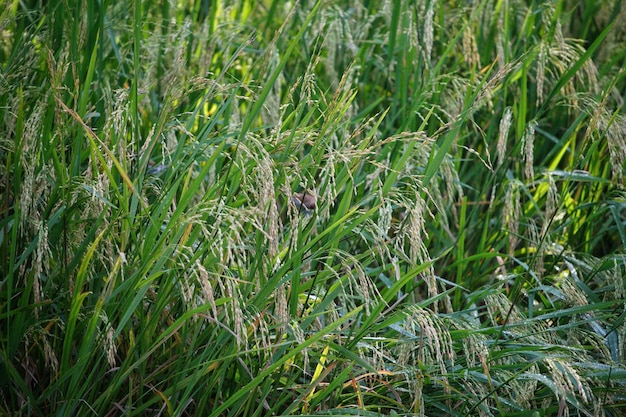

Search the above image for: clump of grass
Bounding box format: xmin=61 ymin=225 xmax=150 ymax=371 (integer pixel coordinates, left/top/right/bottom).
xmin=1 ymin=0 xmax=625 ymax=416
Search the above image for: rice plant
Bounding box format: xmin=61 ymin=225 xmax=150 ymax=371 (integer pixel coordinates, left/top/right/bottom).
xmin=1 ymin=0 xmax=625 ymax=416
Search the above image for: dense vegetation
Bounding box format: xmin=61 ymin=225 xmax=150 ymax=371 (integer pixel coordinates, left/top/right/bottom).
xmin=1 ymin=0 xmax=625 ymax=415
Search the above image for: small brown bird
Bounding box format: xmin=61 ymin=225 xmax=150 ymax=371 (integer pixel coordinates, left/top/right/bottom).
xmin=292 ymin=191 xmax=316 ymax=214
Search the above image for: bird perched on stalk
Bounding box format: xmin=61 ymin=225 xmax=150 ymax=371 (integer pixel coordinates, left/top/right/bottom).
xmin=292 ymin=191 xmax=316 ymax=215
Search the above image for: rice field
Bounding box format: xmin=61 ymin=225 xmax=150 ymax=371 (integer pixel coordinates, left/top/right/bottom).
xmin=1 ymin=0 xmax=625 ymax=415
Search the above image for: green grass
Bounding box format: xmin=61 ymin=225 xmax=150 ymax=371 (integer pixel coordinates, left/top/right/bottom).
xmin=1 ymin=0 xmax=625 ymax=416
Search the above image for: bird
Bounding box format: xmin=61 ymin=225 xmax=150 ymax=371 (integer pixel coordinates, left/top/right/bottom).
xmin=292 ymin=191 xmax=316 ymax=215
